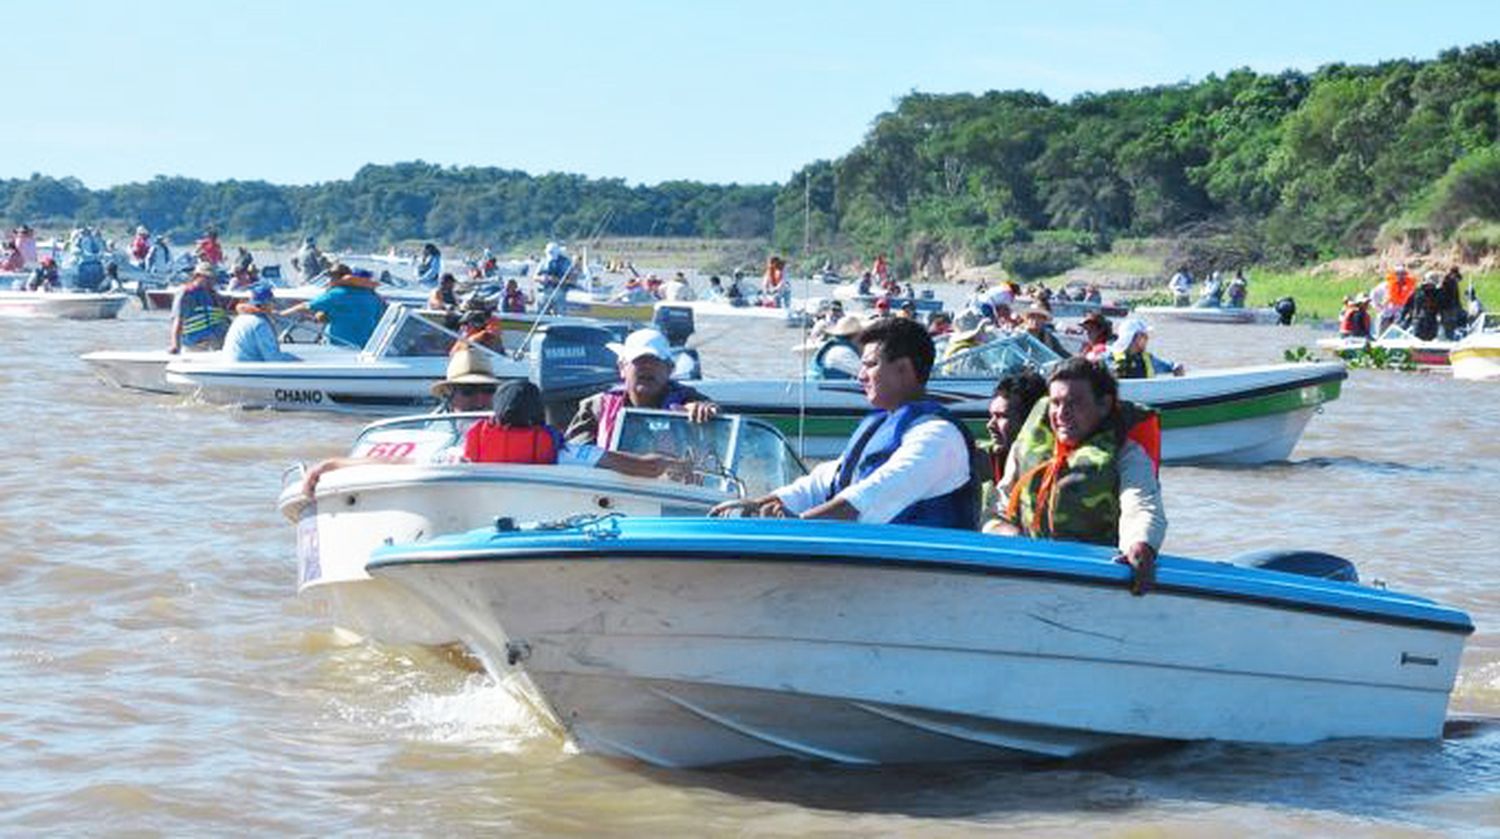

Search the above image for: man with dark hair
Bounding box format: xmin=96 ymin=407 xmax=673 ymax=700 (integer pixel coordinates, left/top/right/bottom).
xmin=989 ymin=357 xmax=1167 ymax=593
xmin=711 ymin=317 xmax=976 ymax=528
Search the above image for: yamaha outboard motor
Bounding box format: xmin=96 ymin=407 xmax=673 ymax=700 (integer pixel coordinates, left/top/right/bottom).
xmin=1273 ymin=296 xmax=1297 ymax=326
xmin=653 ymin=304 xmax=696 ymax=347
xmin=527 ymin=323 xmax=623 ymax=425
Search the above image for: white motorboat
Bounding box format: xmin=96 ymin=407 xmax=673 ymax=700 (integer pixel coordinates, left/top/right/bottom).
xmin=1450 ymin=313 xmax=1500 ymax=380
xmin=163 ymin=304 xmax=622 ymax=414
xmin=367 ymin=516 xmax=1473 ymax=768
xmin=1316 ymin=324 xmax=1458 ymax=369
xmin=692 ymin=333 xmax=1348 ymax=464
xmin=82 ymin=343 xmax=353 ymax=395
xmin=1133 ymin=305 xmax=1278 ymax=324
xmin=0 ymin=289 xmax=130 ymax=319
xmin=278 ymin=409 xmax=807 ymax=645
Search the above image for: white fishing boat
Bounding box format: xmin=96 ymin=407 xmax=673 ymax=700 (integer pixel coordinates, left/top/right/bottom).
xmin=1132 ymin=305 xmax=1278 ymax=324
xmin=1449 ymin=313 xmax=1500 ymax=381
xmin=278 ymin=409 xmax=806 ymax=645
xmin=163 ymin=304 xmax=622 ymax=414
xmin=367 ymin=516 xmax=1473 ymax=768
xmin=0 ymin=289 xmax=130 ymax=319
xmin=82 ymin=343 xmax=353 ymax=395
xmin=1316 ymin=324 xmax=1458 ymax=368
xmin=692 ymin=333 xmax=1347 ymax=464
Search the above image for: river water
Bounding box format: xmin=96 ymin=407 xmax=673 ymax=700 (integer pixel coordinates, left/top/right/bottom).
xmin=3 ymin=299 xmax=1498 ymax=835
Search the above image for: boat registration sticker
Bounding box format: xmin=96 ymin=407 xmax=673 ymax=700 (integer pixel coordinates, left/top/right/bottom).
xmin=297 ymin=504 xmax=321 ymax=585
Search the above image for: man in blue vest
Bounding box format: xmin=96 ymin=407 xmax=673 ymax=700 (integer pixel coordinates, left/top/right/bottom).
xmin=710 ymin=317 xmax=977 ymax=528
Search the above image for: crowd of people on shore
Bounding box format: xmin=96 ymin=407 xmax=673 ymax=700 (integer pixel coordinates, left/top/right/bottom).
xmin=1337 ymin=264 xmax=1482 ymax=342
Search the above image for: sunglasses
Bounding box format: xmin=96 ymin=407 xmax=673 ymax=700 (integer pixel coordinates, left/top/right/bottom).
xmin=451 ymin=385 xmax=496 ymax=397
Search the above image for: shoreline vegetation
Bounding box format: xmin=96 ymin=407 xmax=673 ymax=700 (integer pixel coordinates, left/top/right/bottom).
xmin=7 ymin=42 xmax=1498 ymax=316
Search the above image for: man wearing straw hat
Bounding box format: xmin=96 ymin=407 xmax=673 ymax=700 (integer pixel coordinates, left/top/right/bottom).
xmin=808 ymin=314 xmax=866 ymax=379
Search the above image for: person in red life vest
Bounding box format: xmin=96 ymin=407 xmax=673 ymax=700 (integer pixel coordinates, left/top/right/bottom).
xmin=565 ymin=328 xmax=718 ymax=447
xmin=709 ymin=317 xmax=977 ymax=529
xmin=987 ymin=357 xmax=1167 ymax=595
xmin=195 ymin=227 xmax=224 ymax=267
xmin=1338 ymin=294 xmax=1373 ymax=339
xmin=872 ymin=253 xmax=889 ymax=285
xmin=460 ymin=379 xmax=684 ymax=477
xmin=128 ymin=226 xmax=151 ymax=266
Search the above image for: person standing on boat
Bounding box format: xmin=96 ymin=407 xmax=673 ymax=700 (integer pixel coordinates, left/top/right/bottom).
xmin=989 ymin=357 xmax=1167 ymax=594
xmin=293 ymin=237 xmax=325 ymax=283
xmin=129 ymin=226 xmax=151 ymax=267
xmin=168 ymin=262 xmax=230 ymax=353
xmin=1225 ymin=270 xmax=1248 ymax=308
xmin=223 ymin=283 xmax=299 ymax=362
xmin=14 ymin=224 xmax=37 ymax=267
xmin=278 ymin=263 xmax=385 ymax=349
xmin=146 ymin=235 xmax=172 ymax=274
xmin=1109 ymin=318 xmax=1183 ymax=379
xmin=416 ymin=243 xmax=442 ymax=286
xmin=1168 ymin=268 xmax=1193 ymax=306
xmin=711 ymin=317 xmax=978 ymax=529
xmin=1437 ymin=266 xmax=1465 ymax=339
xmin=195 ymin=228 xmax=224 ymax=267
xmin=565 ymin=329 xmax=718 ymax=447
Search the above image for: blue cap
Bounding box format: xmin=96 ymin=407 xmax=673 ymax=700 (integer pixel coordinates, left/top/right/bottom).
xmin=250 ymin=283 xmax=275 ymax=305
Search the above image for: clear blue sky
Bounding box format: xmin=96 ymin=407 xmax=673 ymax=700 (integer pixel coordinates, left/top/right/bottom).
xmin=6 ymin=0 xmax=1494 ymax=189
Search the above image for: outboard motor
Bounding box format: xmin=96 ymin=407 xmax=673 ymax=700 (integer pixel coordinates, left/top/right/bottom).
xmin=653 ymin=304 xmax=696 ymax=347
xmin=69 ymin=259 xmax=106 ymax=292
xmin=527 ymin=323 xmax=623 ymax=411
xmin=1273 ymin=296 xmax=1297 ymax=326
xmin=261 ymin=264 xmax=282 ymax=281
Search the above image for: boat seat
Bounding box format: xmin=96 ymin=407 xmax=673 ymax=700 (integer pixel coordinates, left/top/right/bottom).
xmin=1231 ymin=549 xmax=1359 ymax=583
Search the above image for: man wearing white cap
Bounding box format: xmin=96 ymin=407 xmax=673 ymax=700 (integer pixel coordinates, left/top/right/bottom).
xmin=1109 ymin=318 xmax=1184 ymax=379
xmin=564 ymin=329 xmax=718 ymax=447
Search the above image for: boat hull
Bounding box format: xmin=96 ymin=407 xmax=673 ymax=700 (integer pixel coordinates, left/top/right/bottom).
xmin=1450 ymin=336 xmax=1500 ymax=381
xmin=1134 ymin=305 xmax=1276 ymax=324
xmin=369 ymin=519 xmax=1471 ymax=768
xmin=280 ymin=464 xmax=730 ymax=644
xmin=693 ymin=362 xmax=1347 ymax=464
xmin=0 ymin=291 xmax=130 ymax=319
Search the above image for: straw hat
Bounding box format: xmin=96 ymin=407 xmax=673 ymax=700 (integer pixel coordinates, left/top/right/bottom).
xmin=825 ymin=314 xmax=866 ymax=338
xmin=1022 ymin=305 xmax=1052 ymax=322
xmin=431 ymin=345 xmax=502 ymax=396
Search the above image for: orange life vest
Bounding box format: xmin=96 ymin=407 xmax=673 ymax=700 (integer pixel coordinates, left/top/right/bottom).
xmin=462 ymin=422 xmax=560 ymax=465
xmin=1386 ymin=271 xmax=1416 ymax=307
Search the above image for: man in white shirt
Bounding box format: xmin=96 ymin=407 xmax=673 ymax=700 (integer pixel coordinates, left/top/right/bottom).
xmin=711 ymin=318 xmax=976 ymax=528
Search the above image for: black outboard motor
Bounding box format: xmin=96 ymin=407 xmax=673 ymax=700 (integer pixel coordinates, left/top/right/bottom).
xmin=527 ymin=323 xmax=623 ymax=424
xmin=653 ymin=304 xmax=695 ymax=347
xmin=1273 ymin=296 xmax=1297 ymax=326
xmin=68 ymin=259 xmax=106 ymax=292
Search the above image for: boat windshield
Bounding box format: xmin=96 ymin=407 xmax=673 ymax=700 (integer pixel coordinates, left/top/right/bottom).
xmin=346 ymin=408 xmax=806 ymax=497
xmin=363 ymin=305 xmax=504 ymax=362
xmin=611 ymin=408 xmax=806 ymax=497
xmin=932 ymin=332 xmax=1061 ymax=380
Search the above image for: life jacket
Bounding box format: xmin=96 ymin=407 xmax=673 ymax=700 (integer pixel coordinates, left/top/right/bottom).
xmin=197 ymin=238 xmax=223 ymax=265
xmin=463 ymin=421 xmax=561 ymax=465
xmin=502 ymin=290 xmax=527 ymax=313
xmin=1003 ymin=398 xmax=1159 ymax=546
xmin=1387 ymin=271 xmax=1416 ymax=307
xmin=1111 ymin=349 xmax=1156 ymax=380
xmin=459 ymin=316 xmax=504 ymax=352
xmin=130 ymin=234 xmax=150 ymax=260
xmin=179 ymin=285 xmax=229 ymax=346
xmin=593 ymin=383 xmax=697 ymax=446
xmin=829 ymin=400 xmax=978 ymax=530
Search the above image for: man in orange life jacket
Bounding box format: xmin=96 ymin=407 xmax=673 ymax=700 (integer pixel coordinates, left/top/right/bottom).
xmin=987 ymin=357 xmax=1167 ymax=594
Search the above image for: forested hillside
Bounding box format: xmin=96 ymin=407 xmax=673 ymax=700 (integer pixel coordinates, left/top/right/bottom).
xmin=775 ymin=42 xmax=1500 ymax=277
xmin=4 ymin=43 xmax=1497 ymax=276
xmin=0 ymin=162 xmax=775 ymax=250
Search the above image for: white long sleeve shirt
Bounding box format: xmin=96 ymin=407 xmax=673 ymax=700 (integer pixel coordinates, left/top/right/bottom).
xmin=774 ymin=417 xmax=970 ymax=523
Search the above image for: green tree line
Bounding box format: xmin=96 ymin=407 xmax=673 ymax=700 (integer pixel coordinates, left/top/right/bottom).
xmin=776 ymin=42 xmax=1500 ymax=277
xmin=0 ymin=161 xmax=776 ymax=249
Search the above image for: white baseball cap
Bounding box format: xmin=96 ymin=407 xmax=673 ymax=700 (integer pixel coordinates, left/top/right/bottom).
xmin=607 ymin=329 xmax=673 ymax=364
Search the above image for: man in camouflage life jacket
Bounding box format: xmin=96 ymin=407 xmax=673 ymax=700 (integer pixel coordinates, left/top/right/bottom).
xmin=987 ymin=357 xmax=1167 ymax=594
